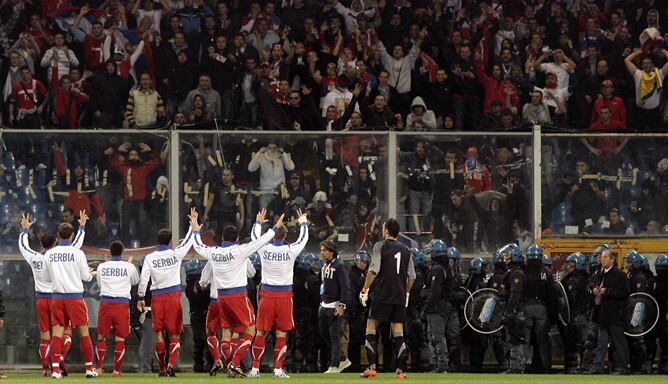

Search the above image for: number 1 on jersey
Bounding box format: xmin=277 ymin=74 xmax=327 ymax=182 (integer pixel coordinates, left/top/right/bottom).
xmin=394 ymin=252 xmax=401 ymax=274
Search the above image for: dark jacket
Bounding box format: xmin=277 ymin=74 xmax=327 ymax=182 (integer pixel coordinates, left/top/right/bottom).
xmin=90 ymin=71 xmax=127 ymax=114
xmin=592 ymin=265 xmax=630 ymax=327
xmin=320 ymin=257 xmax=351 ymax=308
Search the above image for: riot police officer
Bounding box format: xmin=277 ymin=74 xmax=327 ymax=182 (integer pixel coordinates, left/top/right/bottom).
xmin=560 ymin=252 xmax=593 ymax=373
xmin=487 ymin=248 xmax=508 ymax=369
xmin=623 ymin=251 xmax=651 ymax=374
xmin=446 ymin=246 xmax=466 ymax=372
xmin=499 ymin=243 xmax=527 ymax=374
xmin=463 ymin=257 xmax=490 ymax=372
xmin=406 ymin=248 xmax=429 ymax=371
xmin=654 ymin=254 xmax=668 ymax=373
xmin=291 ymin=253 xmax=321 ymax=372
xmin=523 ymin=244 xmax=556 ymax=373
xmin=348 ymin=251 xmax=371 ymax=372
xmin=583 ymin=247 xmax=605 ymax=369
xmin=184 ymin=259 xmax=213 ymax=372
xmin=423 ymin=241 xmax=454 ymax=373
xmin=639 ymin=255 xmax=657 ymax=373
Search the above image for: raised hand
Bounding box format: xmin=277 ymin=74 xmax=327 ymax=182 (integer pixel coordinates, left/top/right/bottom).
xmin=78 ymin=210 xmax=89 ymax=227
xmin=188 ymin=207 xmax=201 ymax=231
xmin=275 ymin=213 xmax=286 ymax=229
xmin=256 ymin=208 xmax=268 ymax=224
xmin=296 ymin=208 xmax=308 ymax=224
xmin=21 ymin=213 xmax=35 ymax=230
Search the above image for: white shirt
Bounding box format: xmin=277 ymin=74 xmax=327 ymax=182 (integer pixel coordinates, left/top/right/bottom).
xmin=192 ymin=223 xmax=275 ymax=292
xmin=201 ymin=259 xmax=256 ymax=299
xmin=19 ymin=227 xmax=86 ymax=294
xmin=252 ymin=223 xmax=308 ymax=288
xmin=97 ymin=257 xmax=140 ymax=300
xmin=538 ymin=62 xmax=571 ymax=89
xmin=137 ymin=227 xmax=195 ymax=298
xmin=44 ymin=240 xmax=93 ymax=294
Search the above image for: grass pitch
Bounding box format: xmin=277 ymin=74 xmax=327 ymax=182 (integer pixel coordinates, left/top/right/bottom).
xmin=3 ymin=372 xmax=668 ymax=383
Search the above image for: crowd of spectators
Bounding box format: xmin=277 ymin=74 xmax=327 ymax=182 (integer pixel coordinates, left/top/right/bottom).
xmin=2 ymin=1 xmax=668 ymax=255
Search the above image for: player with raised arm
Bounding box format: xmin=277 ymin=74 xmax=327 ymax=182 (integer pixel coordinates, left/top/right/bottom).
xmin=248 ymin=209 xmax=309 ymax=379
xmin=359 ymin=218 xmax=416 ymax=379
xmin=191 ymin=208 xmax=284 ymax=377
xmin=19 ymin=212 xmax=87 ymax=376
xmin=43 ymin=212 xmax=97 ymax=379
xmin=136 ymin=208 xmax=197 ymax=377
xmin=94 ymin=240 xmax=139 ymax=377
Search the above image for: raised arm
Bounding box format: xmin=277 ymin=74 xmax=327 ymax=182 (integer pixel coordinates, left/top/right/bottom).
xmin=625 ymin=48 xmax=642 ymax=75
xmin=18 ymin=214 xmax=38 ymax=263
xmin=241 ymin=209 xmax=285 ymax=256
xmin=71 ymin=210 xmax=88 ymax=249
xmin=289 ymin=209 xmax=309 ymax=254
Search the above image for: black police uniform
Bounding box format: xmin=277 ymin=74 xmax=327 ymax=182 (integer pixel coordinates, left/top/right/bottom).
xmin=406 ymin=263 xmax=429 ymax=371
xmin=185 ymin=273 xmax=213 ymax=372
xmin=655 ymin=267 xmax=668 ymax=373
xmin=501 ymin=264 xmax=527 ymax=372
xmin=561 ymin=269 xmax=594 ymax=373
xmin=348 ymin=263 xmax=368 ymax=372
xmin=523 ymin=261 xmax=557 ymax=373
xmin=424 ymin=259 xmax=454 ymax=372
xmin=627 ymin=268 xmax=651 ymax=373
xmin=446 ymin=264 xmax=466 ymax=371
xmin=487 ymin=265 xmax=508 ymax=369
xmin=463 ymin=271 xmax=490 ymax=372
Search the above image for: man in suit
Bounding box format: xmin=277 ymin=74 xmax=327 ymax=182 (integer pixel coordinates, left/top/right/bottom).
xmin=589 ymin=249 xmax=630 ymax=374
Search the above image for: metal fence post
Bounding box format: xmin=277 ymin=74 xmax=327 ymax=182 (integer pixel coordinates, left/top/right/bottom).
xmin=169 ymin=129 xmax=181 ymax=246
xmin=388 ymin=132 xmax=398 ymax=220
xmin=533 ymin=125 xmax=542 ymax=241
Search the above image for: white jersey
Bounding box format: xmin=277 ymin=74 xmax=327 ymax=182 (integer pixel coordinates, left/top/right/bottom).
xmin=193 ymin=223 xmax=275 ymax=293
xmin=18 ymin=227 xmax=86 ymax=295
xmin=201 ymin=259 xmax=256 ymax=300
xmin=44 ymin=240 xmax=93 ymax=295
xmin=252 ymin=222 xmax=308 ymax=290
xmin=97 ymin=257 xmax=140 ymax=300
xmin=138 ymin=227 xmax=195 ymax=299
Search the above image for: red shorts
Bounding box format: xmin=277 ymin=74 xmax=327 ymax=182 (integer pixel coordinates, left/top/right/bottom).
xmin=36 ymin=297 xmax=52 ymax=332
xmin=151 ymin=291 xmax=183 ymax=335
xmin=256 ymin=296 xmax=294 ymax=331
xmin=206 ymin=300 xmax=221 ymax=333
xmin=97 ymin=300 xmax=130 ymax=338
xmin=217 ymin=294 xmax=255 ymax=329
xmin=50 ymin=297 xmax=89 ymax=327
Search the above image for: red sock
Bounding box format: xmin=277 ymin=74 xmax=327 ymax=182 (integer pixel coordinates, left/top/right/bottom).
xmin=95 ymin=339 xmax=106 ymax=370
xmin=61 ymin=334 xmax=72 ymax=361
xmin=80 ymin=335 xmax=94 ymax=371
xmin=274 ymin=336 xmax=287 ymax=369
xmin=231 ymin=337 xmax=241 ymax=357
xmin=232 ymin=333 xmax=253 ymax=365
xmin=168 ymin=338 xmax=181 ymax=368
xmin=114 ymin=340 xmax=125 ymax=373
xmin=39 ymin=339 xmax=50 ymax=370
xmin=251 ymin=334 xmax=265 ymax=369
xmin=155 ymin=341 xmax=166 ymax=372
xmin=50 ymin=336 xmax=62 ymax=374
xmin=207 ymin=334 xmax=221 ymax=362
xmin=221 ymin=340 xmax=232 ymax=364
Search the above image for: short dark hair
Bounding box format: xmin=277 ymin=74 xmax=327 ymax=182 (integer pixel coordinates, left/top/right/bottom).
xmin=63 ymin=207 xmax=75 ymax=216
xmin=110 ymin=240 xmax=124 ymax=256
xmin=320 ymin=240 xmax=338 ymax=257
xmin=40 ymin=232 xmax=57 ymax=250
xmin=384 ymin=218 xmax=400 ymax=237
xmin=57 ymin=223 xmax=75 ymax=240
xmin=274 ymin=225 xmax=287 ymax=240
xmin=222 ymin=225 xmax=239 ymax=242
xmin=157 ymin=229 xmax=172 ymax=245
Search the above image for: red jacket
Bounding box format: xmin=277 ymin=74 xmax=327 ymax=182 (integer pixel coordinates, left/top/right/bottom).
xmin=474 ymin=59 xmax=519 ymax=113
xmin=588 ymin=119 xmax=626 ymax=153
xmin=459 ymin=162 xmax=493 ymax=193
xmin=52 ymin=88 xmax=88 ymax=127
xmin=84 ymin=33 xmax=106 ymax=72
xmin=591 ymin=96 xmax=627 ymax=126
xmin=54 ymin=150 xmax=104 ymax=218
xmin=111 ymin=154 xmax=160 ymax=201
